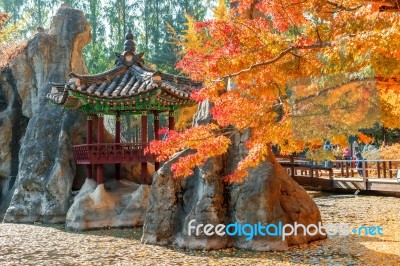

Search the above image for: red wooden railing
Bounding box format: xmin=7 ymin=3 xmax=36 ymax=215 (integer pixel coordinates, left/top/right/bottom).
xmin=277 ymin=156 xmax=400 ymax=179
xmin=73 ymin=142 xmax=155 ymax=164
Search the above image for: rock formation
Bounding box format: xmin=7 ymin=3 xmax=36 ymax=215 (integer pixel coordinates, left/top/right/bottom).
xmin=66 ymin=179 xmax=149 ymax=230
xmin=0 ymin=67 xmax=29 ymax=217
xmin=142 ymin=101 xmax=325 ymax=251
xmin=0 ymin=7 xmax=90 ymax=222
xmin=0 ymin=6 xmax=151 ymax=226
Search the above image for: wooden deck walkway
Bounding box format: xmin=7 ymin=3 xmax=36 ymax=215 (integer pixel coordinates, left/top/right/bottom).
xmin=278 ymin=156 xmax=400 ymax=193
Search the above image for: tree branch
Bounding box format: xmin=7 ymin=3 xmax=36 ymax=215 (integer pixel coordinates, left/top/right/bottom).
xmin=292 ymin=78 xmax=375 ymax=105
xmin=325 ymin=1 xmax=364 ymax=11
xmin=213 ymin=42 xmax=331 ymax=81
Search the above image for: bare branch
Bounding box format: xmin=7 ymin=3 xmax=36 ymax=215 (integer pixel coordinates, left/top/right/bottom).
xmin=213 ymin=42 xmax=331 ymax=81
xmin=292 ymin=78 xmax=375 ymax=105
xmin=325 ymin=1 xmax=364 ymax=11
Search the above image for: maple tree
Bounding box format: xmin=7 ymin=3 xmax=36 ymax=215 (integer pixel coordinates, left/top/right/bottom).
xmin=149 ymin=0 xmax=400 ymax=182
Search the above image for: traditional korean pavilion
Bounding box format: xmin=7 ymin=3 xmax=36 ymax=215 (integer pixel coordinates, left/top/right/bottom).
xmin=47 ymin=29 xmax=200 ymax=185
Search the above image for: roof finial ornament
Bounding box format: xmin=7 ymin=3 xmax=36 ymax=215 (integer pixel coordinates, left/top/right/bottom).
xmin=124 ymin=29 xmax=136 ymax=52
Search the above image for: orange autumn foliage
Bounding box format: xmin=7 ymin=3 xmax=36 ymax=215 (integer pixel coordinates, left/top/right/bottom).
xmin=357 ymin=133 xmax=374 ymax=144
xmin=150 ymin=0 xmax=400 ymax=182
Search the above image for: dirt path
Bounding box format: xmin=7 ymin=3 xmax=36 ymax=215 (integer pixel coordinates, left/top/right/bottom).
xmin=1 ymin=193 xmax=399 ymax=265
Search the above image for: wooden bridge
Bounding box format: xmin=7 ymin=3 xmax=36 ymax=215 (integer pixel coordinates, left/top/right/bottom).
xmin=278 ymin=156 xmax=400 ymax=193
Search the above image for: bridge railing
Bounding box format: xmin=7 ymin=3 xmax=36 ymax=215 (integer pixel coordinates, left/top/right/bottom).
xmin=277 ymin=156 xmax=400 ymax=179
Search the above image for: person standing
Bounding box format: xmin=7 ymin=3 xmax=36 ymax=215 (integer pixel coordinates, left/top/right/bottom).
xmin=352 ymin=141 xmax=359 ymax=156
xmin=323 ymin=141 xmax=333 ymax=167
xmin=355 ymin=151 xmax=364 ymax=177
xmin=343 ymin=147 xmax=351 ymax=160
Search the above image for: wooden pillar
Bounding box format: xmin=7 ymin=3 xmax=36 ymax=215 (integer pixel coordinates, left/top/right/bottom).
xmin=97 ymin=113 xmax=105 ymax=185
xmin=154 ymin=113 xmax=160 ymax=171
xmin=340 ymin=161 xmax=344 ymax=176
xmin=86 ymin=115 xmax=93 ymax=179
xmin=383 ymin=161 xmax=387 ymax=178
xmin=377 ymin=161 xmax=381 ymax=178
xmin=141 ymin=111 xmax=148 ymax=184
xmin=168 ymin=110 xmax=175 ymax=131
xmin=290 ymin=155 xmax=294 ymax=178
xmin=115 ymin=111 xmax=121 ymax=181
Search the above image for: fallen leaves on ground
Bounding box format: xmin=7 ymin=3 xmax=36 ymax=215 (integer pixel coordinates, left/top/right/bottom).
xmin=0 ymin=192 xmax=399 ymax=265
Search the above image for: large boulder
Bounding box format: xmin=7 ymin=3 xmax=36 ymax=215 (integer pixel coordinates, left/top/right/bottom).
xmin=66 ymin=179 xmax=150 ymax=230
xmin=142 ymin=150 xmax=229 ymax=249
xmin=2 ymin=6 xmax=91 ymax=223
xmin=227 ymin=132 xmax=323 ymax=250
xmin=142 ymin=101 xmax=325 ymax=251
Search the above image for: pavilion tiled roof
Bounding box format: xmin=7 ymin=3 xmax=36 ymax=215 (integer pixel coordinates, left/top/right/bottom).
xmin=47 ymin=65 xmax=198 ymax=102
xmin=46 ymin=29 xmax=201 ymax=113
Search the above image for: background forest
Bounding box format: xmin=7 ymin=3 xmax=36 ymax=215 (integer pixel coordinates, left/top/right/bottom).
xmin=0 ymin=0 xmax=213 ymax=74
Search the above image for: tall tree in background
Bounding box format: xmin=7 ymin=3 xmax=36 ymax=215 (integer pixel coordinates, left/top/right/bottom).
xmin=0 ymin=0 xmax=209 ymax=74
xmin=81 ymin=0 xmax=113 ymax=74
xmin=89 ymin=0 xmax=99 ymax=44
xmin=139 ymin=0 xmax=207 ymax=73
xmin=149 ymin=0 xmax=400 ymax=181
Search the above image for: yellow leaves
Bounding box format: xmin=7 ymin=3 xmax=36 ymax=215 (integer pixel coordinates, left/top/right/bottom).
xmin=329 ymin=84 xmax=378 ymax=129
xmin=378 ymin=144 xmax=400 ymax=160
xmin=331 ymin=135 xmax=349 ymax=147
xmin=0 ymin=13 xmax=26 ymax=43
xmin=362 ymin=143 xmax=400 ymax=161
xmin=0 ymin=14 xmax=27 ymax=68
xmin=214 ymin=0 xmax=228 ymax=20
xmin=306 ymin=149 xmax=335 ymax=163
xmin=180 ymin=15 xmax=208 ymax=56
xmin=289 ymin=72 xmax=381 ymax=144
xmin=290 ymin=83 xmax=320 ymax=99
xmin=377 ymin=84 xmax=400 ymax=129
xmin=175 ymin=105 xmax=198 ymax=131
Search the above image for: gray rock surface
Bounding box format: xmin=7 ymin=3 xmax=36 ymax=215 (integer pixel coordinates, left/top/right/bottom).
xmin=142 ymin=150 xmax=229 ymax=250
xmin=1 ymin=6 xmax=91 ymax=223
xmin=0 ymin=67 xmax=29 ymax=217
xmin=66 ymin=179 xmax=149 ymax=230
xmin=227 ymin=132 xmax=324 ymax=250
xmin=142 ymin=101 xmax=325 ymax=251
xmin=192 ymin=100 xmax=213 ymax=127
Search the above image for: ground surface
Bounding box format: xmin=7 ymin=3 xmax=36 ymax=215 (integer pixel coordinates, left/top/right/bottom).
xmin=0 ymin=192 xmax=399 ymax=265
